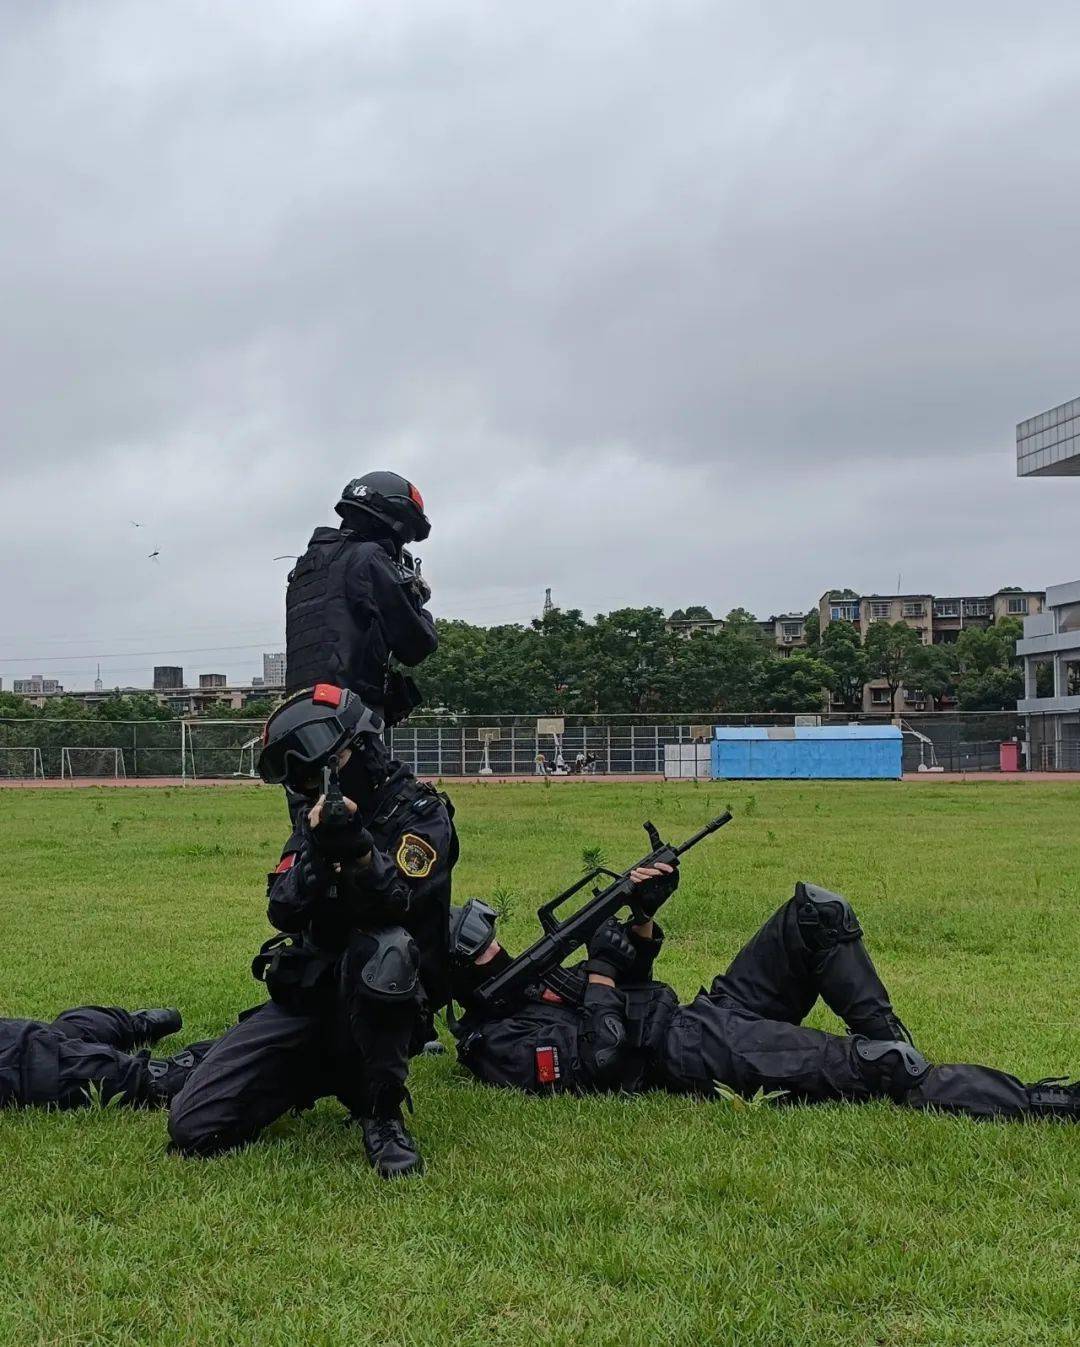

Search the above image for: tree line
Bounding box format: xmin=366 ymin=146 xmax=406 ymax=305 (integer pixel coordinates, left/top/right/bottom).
xmin=414 ymin=607 xmax=1029 ymax=716
xmin=0 ymin=607 xmax=1031 ymax=725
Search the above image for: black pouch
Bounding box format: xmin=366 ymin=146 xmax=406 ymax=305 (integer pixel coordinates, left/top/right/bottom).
xmin=252 ymin=935 xmax=334 ymax=1013
xmin=383 ymin=670 xmax=423 ymax=727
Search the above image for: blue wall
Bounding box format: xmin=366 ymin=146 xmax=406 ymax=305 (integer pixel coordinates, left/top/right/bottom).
xmin=711 ymin=726 xmax=903 ymax=780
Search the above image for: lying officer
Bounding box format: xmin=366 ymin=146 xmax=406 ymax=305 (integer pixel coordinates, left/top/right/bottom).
xmin=448 ymin=870 xmax=1078 ymax=1122
xmin=168 ymin=684 xmax=457 ymax=1177
xmin=285 ymin=471 xmax=437 ymax=727
xmin=1 ymin=1005 xmax=210 ymax=1111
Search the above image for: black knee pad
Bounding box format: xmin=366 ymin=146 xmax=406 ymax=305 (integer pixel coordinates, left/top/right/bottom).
xmin=853 ymin=1037 xmax=931 ymax=1099
xmin=342 ymin=927 xmax=420 ymax=1006
xmin=794 ymin=881 xmax=862 ymax=953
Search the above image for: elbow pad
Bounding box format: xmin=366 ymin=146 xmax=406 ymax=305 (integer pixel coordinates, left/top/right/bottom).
xmin=580 ymin=986 xmax=629 ymax=1087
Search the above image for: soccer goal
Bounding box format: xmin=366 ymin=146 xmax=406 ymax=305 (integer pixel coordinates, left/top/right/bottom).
xmin=0 ymin=746 xmax=45 ymax=779
xmin=181 ymin=721 xmax=264 ymax=781
xmin=60 ymin=747 xmax=127 ymax=780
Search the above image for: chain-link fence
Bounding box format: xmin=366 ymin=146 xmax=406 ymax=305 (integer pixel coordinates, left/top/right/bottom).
xmin=0 ymin=711 xmax=1040 ymax=780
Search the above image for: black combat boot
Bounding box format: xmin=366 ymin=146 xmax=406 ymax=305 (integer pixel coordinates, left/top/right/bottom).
xmin=1026 ymin=1078 xmax=1080 ymax=1120
xmin=131 ymin=1008 xmax=183 ymax=1046
xmin=146 ymin=1041 xmax=215 ymax=1105
xmin=359 ymin=1084 xmax=424 ymax=1179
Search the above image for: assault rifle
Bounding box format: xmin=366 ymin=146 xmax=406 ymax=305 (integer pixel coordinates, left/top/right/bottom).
xmin=320 ymin=757 xmax=352 ymax=831
xmin=470 ymin=811 xmax=732 ymax=1012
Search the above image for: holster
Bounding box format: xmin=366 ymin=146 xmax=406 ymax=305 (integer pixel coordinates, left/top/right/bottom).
xmin=252 ymin=934 xmax=335 ymax=1013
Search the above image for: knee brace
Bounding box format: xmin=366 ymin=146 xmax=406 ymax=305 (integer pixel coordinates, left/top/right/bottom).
xmin=343 ymin=926 xmax=420 ymax=1005
xmin=795 ymin=881 xmax=862 ymax=953
xmin=853 ymin=1037 xmax=931 ymax=1099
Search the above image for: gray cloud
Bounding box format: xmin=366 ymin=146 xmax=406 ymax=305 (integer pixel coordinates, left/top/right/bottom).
xmin=2 ymin=1 xmax=1079 ymax=688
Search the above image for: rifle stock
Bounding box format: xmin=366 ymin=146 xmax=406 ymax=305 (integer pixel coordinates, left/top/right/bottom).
xmin=470 ymin=811 xmax=732 ymax=1011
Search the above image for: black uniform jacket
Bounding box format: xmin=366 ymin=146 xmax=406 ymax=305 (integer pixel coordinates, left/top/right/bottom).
xmin=267 ymin=764 xmax=458 ymax=1012
xmin=452 ymin=925 xmax=678 ymax=1095
xmin=285 ymin=527 xmax=438 ymax=699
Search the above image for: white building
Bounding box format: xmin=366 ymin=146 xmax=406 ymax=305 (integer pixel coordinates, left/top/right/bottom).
xmin=1016 ymin=579 xmax=1080 ymax=769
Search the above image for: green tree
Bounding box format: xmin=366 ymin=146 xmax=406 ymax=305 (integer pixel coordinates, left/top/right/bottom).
xmin=905 ymin=644 xmax=956 ymax=711
xmin=864 ymin=621 xmax=923 ymax=716
xmin=531 ymin=607 xmax=590 ymax=712
xmin=577 ymin=607 xmax=677 ymax=713
xmin=97 ymin=692 xmax=175 ymax=721
xmin=954 ymin=619 xmax=1025 ymax=710
xmin=819 ymin=621 xmax=866 ymax=708
xmin=758 ymin=653 xmax=834 ymax=712
xmin=682 ymin=605 xmax=714 ymax=621
xmin=803 ymin=609 xmax=820 ymax=648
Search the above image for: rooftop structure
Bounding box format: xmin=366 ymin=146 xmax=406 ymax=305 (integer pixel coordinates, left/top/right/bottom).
xmin=1017 ymin=397 xmax=1080 ymax=476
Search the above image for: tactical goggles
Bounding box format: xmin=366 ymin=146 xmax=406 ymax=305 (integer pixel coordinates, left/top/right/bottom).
xmin=257 ymin=702 xmax=384 ymax=786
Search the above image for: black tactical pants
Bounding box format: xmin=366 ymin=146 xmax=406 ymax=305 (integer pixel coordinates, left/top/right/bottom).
xmin=660 ymin=901 xmax=1032 ymax=1118
xmin=168 ymin=965 xmax=419 ymax=1157
xmin=0 ymin=1006 xmax=158 ymax=1109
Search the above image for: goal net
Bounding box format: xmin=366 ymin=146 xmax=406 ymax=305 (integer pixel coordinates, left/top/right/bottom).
xmin=0 ymin=746 xmax=45 ymax=779
xmin=182 ymin=721 xmax=264 ymax=780
xmin=61 ymin=747 xmax=127 ymax=780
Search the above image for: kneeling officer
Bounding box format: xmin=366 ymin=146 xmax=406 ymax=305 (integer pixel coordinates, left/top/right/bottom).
xmin=168 ymin=685 xmax=457 ymax=1177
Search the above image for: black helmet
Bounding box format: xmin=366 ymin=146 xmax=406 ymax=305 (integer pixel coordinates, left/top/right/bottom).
xmin=258 ymin=684 xmax=384 ymax=787
xmin=335 ymin=471 xmax=431 ymax=542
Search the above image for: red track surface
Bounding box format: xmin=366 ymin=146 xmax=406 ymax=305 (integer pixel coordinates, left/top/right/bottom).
xmin=3 ymin=772 xmax=1080 ymax=789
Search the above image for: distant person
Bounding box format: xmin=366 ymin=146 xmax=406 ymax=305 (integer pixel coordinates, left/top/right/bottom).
xmin=1 ymin=1006 xmax=209 ymax=1111
xmin=573 ymin=752 xmax=586 ymax=775
xmin=535 ymin=753 xmax=548 ymax=776
xmin=285 ymin=472 xmax=437 ymax=726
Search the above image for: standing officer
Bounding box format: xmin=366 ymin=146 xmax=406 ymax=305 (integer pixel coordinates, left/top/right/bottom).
xmin=448 ymin=875 xmax=1079 ymax=1122
xmin=285 ymin=472 xmax=437 ymax=726
xmin=1 ymin=1005 xmax=210 ymax=1111
xmin=168 ymin=685 xmax=457 ymax=1176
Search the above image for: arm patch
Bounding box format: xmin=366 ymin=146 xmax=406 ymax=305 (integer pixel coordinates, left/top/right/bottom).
xmin=275 ymin=854 xmax=297 ymax=873
xmin=396 ymin=833 xmax=437 ymax=879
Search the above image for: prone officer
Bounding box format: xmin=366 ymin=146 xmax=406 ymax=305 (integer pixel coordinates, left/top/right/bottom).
xmin=1 ymin=1005 xmax=210 ymax=1111
xmin=448 ymin=873 xmax=1079 ymax=1123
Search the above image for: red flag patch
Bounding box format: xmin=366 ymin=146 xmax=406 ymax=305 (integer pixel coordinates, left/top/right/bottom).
xmin=274 ymin=853 xmax=297 ymax=873
xmin=535 ymin=1045 xmax=560 ymax=1085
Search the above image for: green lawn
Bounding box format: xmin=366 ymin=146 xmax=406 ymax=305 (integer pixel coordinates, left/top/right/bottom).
xmin=1 ymin=780 xmax=1077 ymax=1347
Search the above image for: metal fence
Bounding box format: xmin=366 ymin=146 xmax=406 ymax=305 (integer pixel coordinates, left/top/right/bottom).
xmin=0 ymin=711 xmax=1038 ymax=779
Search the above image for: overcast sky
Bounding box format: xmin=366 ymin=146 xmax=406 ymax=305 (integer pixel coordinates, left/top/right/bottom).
xmin=2 ymin=1 xmax=1080 ymax=690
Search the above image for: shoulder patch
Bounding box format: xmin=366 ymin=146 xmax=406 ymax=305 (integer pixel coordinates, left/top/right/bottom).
xmin=396 ymin=832 xmax=437 ymax=879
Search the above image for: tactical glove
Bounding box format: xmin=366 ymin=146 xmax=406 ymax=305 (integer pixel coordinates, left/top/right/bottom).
xmin=630 ymin=861 xmax=680 ymax=919
xmin=582 ymin=916 xmax=637 ymax=981
xmin=309 ymin=814 xmax=375 ymax=865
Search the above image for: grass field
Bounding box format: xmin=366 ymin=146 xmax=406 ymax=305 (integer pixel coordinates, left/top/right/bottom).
xmin=1 ymin=780 xmax=1077 ymax=1347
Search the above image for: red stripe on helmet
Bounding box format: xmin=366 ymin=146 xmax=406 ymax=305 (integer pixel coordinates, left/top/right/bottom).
xmin=408 ymin=482 xmax=425 ymax=510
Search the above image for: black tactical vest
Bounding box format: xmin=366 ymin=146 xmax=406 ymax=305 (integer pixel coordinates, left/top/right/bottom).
xmin=284 ymin=529 xmax=388 ymax=702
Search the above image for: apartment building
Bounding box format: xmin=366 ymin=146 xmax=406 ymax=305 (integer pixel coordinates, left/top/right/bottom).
xmin=12 ymin=674 xmax=63 ymax=696
xmin=819 ymin=587 xmax=1045 ymax=715
xmin=763 ymin=614 xmax=809 ymax=652
xmin=262 ymin=652 xmax=286 ymax=688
